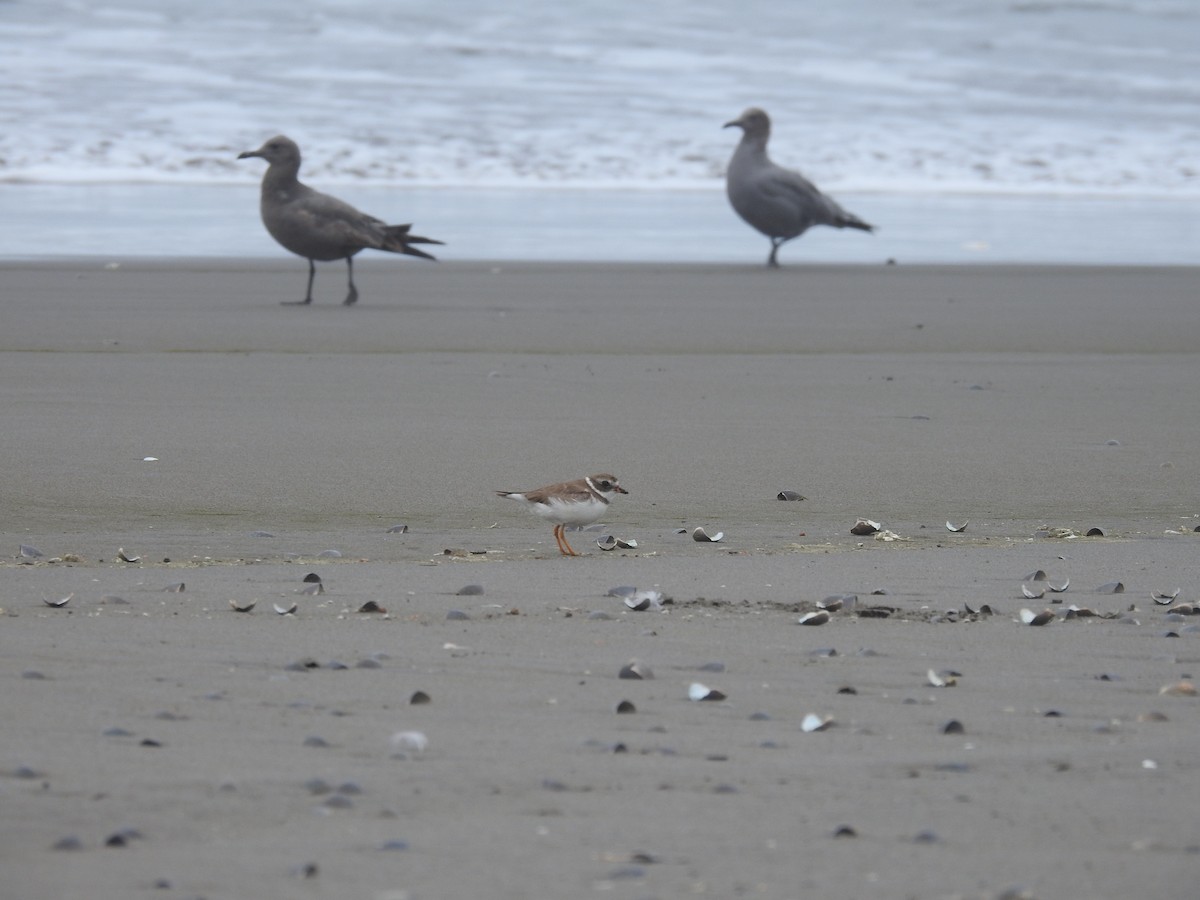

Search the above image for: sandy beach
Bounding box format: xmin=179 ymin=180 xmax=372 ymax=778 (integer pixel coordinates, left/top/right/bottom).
xmin=3 ymin=259 xmax=1200 ymax=899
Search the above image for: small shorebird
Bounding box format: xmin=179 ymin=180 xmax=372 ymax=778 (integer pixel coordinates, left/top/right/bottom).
xmin=724 ymin=107 xmax=874 ymax=267
xmin=238 ymin=135 xmax=442 ymax=305
xmin=496 ymin=473 xmax=629 ymax=556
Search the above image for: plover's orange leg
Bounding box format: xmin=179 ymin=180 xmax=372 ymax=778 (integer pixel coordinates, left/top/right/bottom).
xmin=555 ymin=524 xmax=579 ymax=556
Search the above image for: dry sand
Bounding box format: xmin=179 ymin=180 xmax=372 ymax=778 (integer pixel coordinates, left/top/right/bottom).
xmin=2 ymin=259 xmax=1200 ymax=900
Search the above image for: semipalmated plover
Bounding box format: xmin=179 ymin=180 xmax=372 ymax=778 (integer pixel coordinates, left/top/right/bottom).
xmin=496 ymin=473 xmax=628 ymax=556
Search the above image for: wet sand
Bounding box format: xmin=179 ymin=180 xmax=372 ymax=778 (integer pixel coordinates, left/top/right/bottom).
xmin=3 ymin=259 xmax=1200 ymax=899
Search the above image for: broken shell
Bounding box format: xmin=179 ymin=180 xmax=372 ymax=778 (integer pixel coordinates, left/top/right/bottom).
xmin=1020 ymin=608 xmax=1055 ymax=626
xmin=1021 ymin=584 xmax=1045 ymax=600
xmin=43 ymin=594 xmax=73 ymax=608
xmin=1064 ymin=605 xmax=1098 ymax=619
xmin=688 ymin=682 xmax=726 ymax=702
xmin=801 ymin=713 xmax=834 ymax=733
xmin=942 ymin=719 xmax=966 ymax=735
xmin=817 ymin=596 xmax=843 ymax=612
xmin=945 ymin=521 xmax=968 ymax=533
xmin=618 ymin=661 xmax=654 ymax=680
xmin=606 ymin=586 xmax=637 ymax=598
xmin=357 ymin=601 xmax=386 ymax=614
xmin=389 ymin=730 xmax=429 ymax=754
xmin=1158 ymin=681 xmax=1197 ymax=697
xmin=596 ymin=535 xmax=618 ymax=551
xmin=927 ymin=669 xmax=957 ymax=687
xmin=385 ymin=524 xmax=409 ymax=533
xmin=850 ymin=519 xmax=881 ymax=536
xmin=297 ymin=583 xmax=323 ymax=595
xmin=1047 ymin=577 xmax=1070 ymax=593
xmin=615 ymin=699 xmax=637 ymax=714
xmin=1152 ymin=589 xmax=1181 ymax=604
xmin=1024 ymin=570 xmax=1047 ymax=582
xmin=624 ymin=590 xmax=662 ymax=612
xmin=692 ymin=527 xmax=724 ymax=543
xmin=162 ymin=582 xmax=185 ymax=593
xmin=410 ymin=691 xmax=431 ymax=704
xmin=1165 ymin=604 xmax=1195 ymax=616
xmin=614 ymin=537 xmax=637 ymax=549
xmin=117 ymin=548 xmax=140 ymax=563
xmin=273 ymin=602 xmax=298 ymax=615
xmin=1085 ymin=527 xmax=1105 ymax=537
xmin=302 ymin=572 xmax=322 ymax=583
xmin=1096 ymin=581 xmax=1125 ymax=594
xmin=229 ymin=599 xmax=256 ymax=613
xmin=797 ymin=611 xmax=830 ymax=626
xmin=20 ymin=544 xmax=44 ymax=559
xmin=777 ymin=490 xmax=806 ymax=501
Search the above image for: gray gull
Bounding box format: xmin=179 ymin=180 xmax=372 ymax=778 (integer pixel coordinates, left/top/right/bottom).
xmin=238 ymin=135 xmax=442 ymax=305
xmin=723 ymin=108 xmax=873 ymax=268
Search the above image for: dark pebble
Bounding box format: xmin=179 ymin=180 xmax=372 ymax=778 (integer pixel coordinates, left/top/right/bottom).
xmin=616 ymin=700 xmax=636 ymax=714
xmin=942 ymin=720 xmax=965 ymax=734
xmin=446 ymin=609 xmax=470 ymax=620
xmin=303 ymin=572 xmax=322 ymax=583
xmin=410 ymin=690 xmax=431 ymax=705
xmin=456 ymin=584 xmax=484 ymax=596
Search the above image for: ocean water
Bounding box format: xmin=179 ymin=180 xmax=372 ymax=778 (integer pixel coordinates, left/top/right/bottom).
xmin=1 ymin=0 xmax=1197 ymax=261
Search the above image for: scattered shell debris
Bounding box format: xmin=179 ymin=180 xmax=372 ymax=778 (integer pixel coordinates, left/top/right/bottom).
xmin=389 ymin=730 xmax=429 ymax=755
xmin=619 ymin=661 xmax=654 ymax=680
xmin=850 ymin=519 xmax=881 ymax=536
xmin=819 ymin=594 xmax=856 ymax=612
xmin=357 ymin=601 xmax=386 ymax=614
xmin=1047 ymin=578 xmax=1070 ymax=593
xmin=596 ymin=535 xmax=638 ymax=551
xmin=942 ymin=719 xmax=965 ymax=735
xmin=927 ymin=669 xmax=957 ymax=687
xmin=273 ymin=602 xmax=298 ymax=615
xmin=20 ymin=544 xmax=44 ymax=559
xmin=945 ymin=521 xmax=968 ymax=533
xmin=624 ymin=590 xmax=663 ymax=611
xmin=42 ymin=594 xmax=73 ymax=608
xmin=410 ymin=691 xmax=431 ymax=705
xmin=777 ymin=490 xmax=805 ymax=501
xmin=297 ymin=583 xmax=323 ymax=596
xmin=615 ymin=699 xmax=637 ymax=714
xmin=1096 ymin=581 xmax=1125 ymax=594
xmin=229 ymin=599 xmax=256 ymax=613
xmin=874 ymin=529 xmax=908 ymax=542
xmin=1020 ymin=608 xmax=1055 ymax=626
xmin=688 ymin=682 xmax=726 ymax=702
xmin=1159 ymin=681 xmax=1196 ymax=697
xmin=385 ymin=524 xmax=409 ymax=533
xmin=163 ymin=582 xmax=185 ymax=593
xmin=1152 ymin=590 xmax=1181 ymax=604
xmin=801 ymin=713 xmax=834 ymax=732
xmin=1022 ymin=584 xmax=1045 ymax=600
xmin=691 ymin=527 xmax=724 ymax=543
xmin=1037 ymin=527 xmax=1077 ymax=539
xmin=117 ymin=548 xmax=141 ymax=563
xmin=797 ymin=611 xmax=830 ymax=626
xmin=1085 ymin=527 xmax=1105 ymax=537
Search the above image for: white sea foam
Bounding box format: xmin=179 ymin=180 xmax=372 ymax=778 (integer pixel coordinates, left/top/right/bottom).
xmin=2 ymin=0 xmax=1198 ymax=196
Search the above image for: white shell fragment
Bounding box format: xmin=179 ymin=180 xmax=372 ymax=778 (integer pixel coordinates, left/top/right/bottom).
xmin=1047 ymin=577 xmax=1070 ymax=593
xmin=777 ymin=490 xmax=806 ymax=501
xmin=229 ymin=599 xmax=256 ymax=613
xmin=1020 ymin=608 xmax=1055 ymax=626
xmin=273 ymin=602 xmax=298 ymax=615
xmin=389 ymin=730 xmax=429 ymax=755
xmin=624 ymin=590 xmax=663 ymax=611
xmin=691 ymin=527 xmax=724 ymax=543
xmin=1152 ymin=589 xmax=1181 ymax=604
xmin=688 ymin=682 xmax=726 ymax=702
xmin=43 ymin=594 xmax=73 ymax=608
xmin=801 ymin=713 xmax=834 ymax=733
xmin=596 ymin=535 xmax=639 ymax=551
xmin=797 ymin=611 xmax=830 ymax=626
xmin=20 ymin=544 xmax=44 ymax=559
xmin=1022 ymin=584 xmax=1046 ymax=600
xmin=850 ymin=519 xmax=881 ymax=536
xmin=1096 ymin=581 xmax=1125 ymax=594
xmin=945 ymin=521 xmax=968 ymax=533
xmin=117 ymin=548 xmax=141 ymax=563
xmin=927 ymin=669 xmax=957 ymax=687
xmin=618 ymin=661 xmax=654 ymax=680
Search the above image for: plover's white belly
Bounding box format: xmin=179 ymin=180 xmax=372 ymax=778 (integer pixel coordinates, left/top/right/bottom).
xmin=531 ymin=496 xmax=607 ymax=526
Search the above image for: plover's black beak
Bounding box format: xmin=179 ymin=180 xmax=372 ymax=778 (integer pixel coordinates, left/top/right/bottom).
xmin=616 ymin=485 xmax=629 ymax=494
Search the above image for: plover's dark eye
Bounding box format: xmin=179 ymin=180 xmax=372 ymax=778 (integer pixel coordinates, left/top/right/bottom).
xmin=598 ymin=480 xmax=612 ymax=489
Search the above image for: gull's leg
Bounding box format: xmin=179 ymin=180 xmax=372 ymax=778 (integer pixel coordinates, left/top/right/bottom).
xmin=343 ymin=257 xmax=359 ymax=305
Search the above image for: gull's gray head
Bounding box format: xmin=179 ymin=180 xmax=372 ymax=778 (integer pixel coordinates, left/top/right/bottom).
xmin=723 ymin=107 xmax=771 ymax=138
xmin=237 ymin=135 xmax=301 ymax=168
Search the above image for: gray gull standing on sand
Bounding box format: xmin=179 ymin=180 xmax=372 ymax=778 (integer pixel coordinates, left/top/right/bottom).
xmin=723 ymin=108 xmax=873 ymax=268
xmin=238 ymin=135 xmax=442 ymax=305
